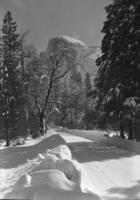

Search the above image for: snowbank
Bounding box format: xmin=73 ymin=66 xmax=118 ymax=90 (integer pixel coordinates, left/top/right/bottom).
xmin=1 ymin=132 xmax=100 ymax=199
xmin=0 ymin=129 xmax=57 ymax=149
xmin=60 ymin=128 xmax=140 ymax=154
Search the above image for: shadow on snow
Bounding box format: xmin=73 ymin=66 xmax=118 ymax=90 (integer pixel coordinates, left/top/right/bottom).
xmin=68 ymin=141 xmax=138 ymax=163
xmin=104 ymin=180 xmax=140 ymax=200
xmin=0 ymin=134 xmax=67 ymax=169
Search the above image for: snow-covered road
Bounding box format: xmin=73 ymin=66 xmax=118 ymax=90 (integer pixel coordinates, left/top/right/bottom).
xmin=0 ymin=129 xmax=140 ymax=200
xmin=59 ymin=131 xmax=140 ymax=200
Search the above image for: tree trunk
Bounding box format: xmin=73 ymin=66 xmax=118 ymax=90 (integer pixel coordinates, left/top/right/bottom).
xmin=70 ymin=112 xmax=73 ymax=129
xmin=25 ymin=107 xmax=30 ymax=135
xmin=39 ymin=113 xmax=46 ymax=135
xmin=120 ymin=122 xmax=125 ymax=139
xmin=6 ymin=128 xmax=10 ymax=146
xmin=5 ymin=116 xmax=10 ymax=146
xmin=134 ymin=124 xmax=140 ymax=142
xmin=75 ymin=109 xmax=78 ymax=129
xmin=128 ymin=121 xmax=133 ymax=140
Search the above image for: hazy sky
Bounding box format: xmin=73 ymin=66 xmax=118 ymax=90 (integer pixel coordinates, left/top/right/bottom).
xmin=0 ymin=0 xmax=112 ymax=53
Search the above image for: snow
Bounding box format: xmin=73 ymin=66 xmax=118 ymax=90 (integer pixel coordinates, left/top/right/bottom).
xmin=47 ymin=144 xmax=72 ymax=160
xmin=130 ymin=28 xmax=133 ymax=33
xmin=12 ymin=173 xmax=31 ymax=190
xmin=0 ymin=131 xmax=100 ymax=199
xmin=123 ymin=97 xmax=139 ymax=107
xmin=30 ymin=169 xmax=81 ymax=190
xmin=33 ymin=188 xmax=101 ymax=200
xmin=31 ymin=154 xmax=58 ymax=172
xmin=130 ymin=5 xmax=134 ymax=11
xmin=1 ymin=127 xmax=140 ymax=199
xmin=58 ymin=128 xmax=140 ymax=200
xmin=111 ymin=40 xmax=114 ymax=45
xmin=110 ymin=111 xmax=115 ymax=116
xmin=60 ymin=35 xmax=87 ymax=47
xmin=115 ymin=88 xmax=120 ymax=96
xmin=60 ymin=128 xmax=140 ymax=154
xmin=106 ymin=96 xmax=112 ymax=102
xmin=115 ymin=84 xmax=121 ymax=97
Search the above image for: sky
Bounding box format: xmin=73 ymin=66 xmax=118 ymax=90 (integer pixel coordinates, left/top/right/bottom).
xmin=0 ymin=0 xmax=112 ymax=53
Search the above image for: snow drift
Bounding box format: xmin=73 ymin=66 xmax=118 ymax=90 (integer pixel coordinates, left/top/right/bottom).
xmin=1 ymin=132 xmax=101 ymax=200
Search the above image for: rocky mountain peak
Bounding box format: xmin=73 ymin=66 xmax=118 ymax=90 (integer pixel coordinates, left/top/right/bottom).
xmin=43 ymin=36 xmax=101 ymax=87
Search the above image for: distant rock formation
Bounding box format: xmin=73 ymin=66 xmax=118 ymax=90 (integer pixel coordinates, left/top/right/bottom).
xmin=41 ymin=36 xmax=101 ymax=88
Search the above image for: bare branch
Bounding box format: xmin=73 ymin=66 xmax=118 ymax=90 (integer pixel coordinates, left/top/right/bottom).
xmin=42 ymin=68 xmax=55 ymax=113
xmin=52 ymin=62 xmax=78 ymax=82
xmin=36 ymin=102 xmax=41 ymax=113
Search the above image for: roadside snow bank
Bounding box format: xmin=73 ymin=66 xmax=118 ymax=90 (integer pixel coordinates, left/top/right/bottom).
xmin=1 ymin=132 xmax=100 ymax=199
xmin=0 ymin=129 xmax=57 ymax=149
xmin=62 ymin=128 xmax=140 ymax=154
xmin=0 ymin=133 xmax=67 ymax=198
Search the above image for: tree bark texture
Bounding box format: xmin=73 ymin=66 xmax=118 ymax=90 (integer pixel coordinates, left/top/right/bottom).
xmin=39 ymin=113 xmax=46 ymax=135
xmin=128 ymin=121 xmax=133 ymax=140
xmin=120 ymin=122 xmax=125 ymax=139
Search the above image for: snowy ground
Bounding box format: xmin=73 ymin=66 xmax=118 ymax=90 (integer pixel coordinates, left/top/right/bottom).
xmin=0 ymin=130 xmax=100 ymax=199
xmin=0 ymin=131 xmax=65 ymax=198
xmin=59 ymin=128 xmax=140 ymax=154
xmin=0 ymin=127 xmax=140 ymax=199
xmin=56 ymin=128 xmax=140 ymax=200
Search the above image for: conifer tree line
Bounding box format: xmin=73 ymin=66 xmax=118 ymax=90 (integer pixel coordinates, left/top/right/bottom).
xmin=0 ymin=11 xmax=23 ymax=146
xmin=1 ymin=1 xmax=140 ymax=146
xmin=92 ymin=0 xmax=140 ymax=141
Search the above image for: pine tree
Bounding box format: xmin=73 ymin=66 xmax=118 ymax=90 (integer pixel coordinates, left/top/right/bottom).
xmin=0 ymin=11 xmax=22 ymax=146
xmin=70 ymin=66 xmax=82 ymax=85
xmin=84 ymin=72 xmax=92 ymax=95
xmin=94 ymin=0 xmax=140 ymax=139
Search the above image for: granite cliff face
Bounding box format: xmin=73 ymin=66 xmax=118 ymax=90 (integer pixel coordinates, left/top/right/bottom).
xmin=44 ymin=36 xmax=101 ymax=87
